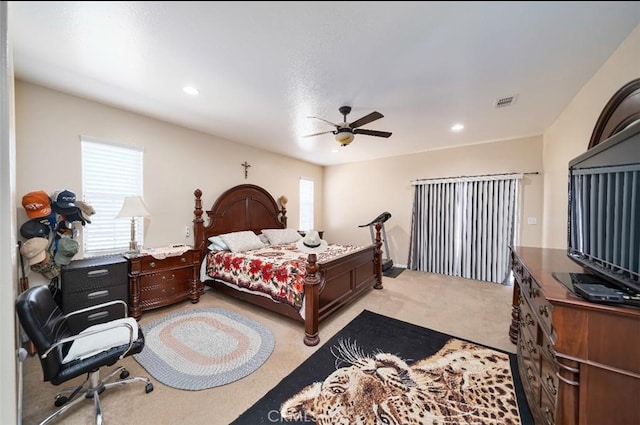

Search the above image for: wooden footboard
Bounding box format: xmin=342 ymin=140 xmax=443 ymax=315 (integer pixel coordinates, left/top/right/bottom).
xmin=193 ymin=185 xmax=383 ymax=346
xmin=304 ymin=227 xmax=383 ymax=345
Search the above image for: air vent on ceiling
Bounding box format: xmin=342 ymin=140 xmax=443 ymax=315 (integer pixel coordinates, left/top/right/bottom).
xmin=495 ymin=94 xmax=518 ymax=108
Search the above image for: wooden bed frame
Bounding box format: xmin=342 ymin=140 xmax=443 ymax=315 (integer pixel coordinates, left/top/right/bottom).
xmin=588 ymin=77 xmax=640 ymax=149
xmin=192 ymin=184 xmax=383 ymax=346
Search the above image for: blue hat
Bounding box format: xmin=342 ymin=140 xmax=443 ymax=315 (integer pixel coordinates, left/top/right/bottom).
xmin=52 ymin=189 xmax=77 ymax=214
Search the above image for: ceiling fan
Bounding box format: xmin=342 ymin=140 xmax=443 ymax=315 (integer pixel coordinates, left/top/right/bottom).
xmin=304 ymin=106 xmax=392 ymax=146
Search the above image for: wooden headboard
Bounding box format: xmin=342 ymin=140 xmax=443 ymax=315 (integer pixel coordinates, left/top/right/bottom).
xmin=193 ymin=184 xmax=287 ymax=252
xmin=589 ymin=77 xmax=640 ymax=149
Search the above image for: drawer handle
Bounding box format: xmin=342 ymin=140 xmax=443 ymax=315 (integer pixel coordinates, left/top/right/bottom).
xmin=149 ymin=262 xmax=156 ymax=268
xmin=526 ymin=366 xmax=536 ymax=382
xmin=545 ymin=373 xmax=557 ymax=395
xmin=543 ymin=407 xmax=553 ymax=425
xmin=87 ymin=269 xmax=109 ymax=277
xmin=87 ymin=311 xmax=109 ymax=321
xmin=181 ymin=257 xmax=186 ymax=263
xmin=162 ymin=286 xmax=176 ymax=296
xmin=162 ymin=274 xmax=176 ymax=281
xmin=539 ymin=305 xmax=550 ymax=317
xmin=546 ymin=343 xmax=556 ymax=360
xmin=525 ymin=313 xmax=534 ymax=326
xmin=88 ymin=290 xmax=109 ymax=299
xmin=530 ymin=287 xmax=540 ymax=298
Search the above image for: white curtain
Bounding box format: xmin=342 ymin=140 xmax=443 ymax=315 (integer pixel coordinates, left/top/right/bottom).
xmin=408 ymin=174 xmax=520 ymax=284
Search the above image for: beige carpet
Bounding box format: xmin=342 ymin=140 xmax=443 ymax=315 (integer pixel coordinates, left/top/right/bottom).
xmin=20 ymin=270 xmax=517 ymax=425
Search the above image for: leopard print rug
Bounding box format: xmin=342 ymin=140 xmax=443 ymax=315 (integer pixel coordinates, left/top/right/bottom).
xmin=280 ymin=338 xmax=521 ymax=424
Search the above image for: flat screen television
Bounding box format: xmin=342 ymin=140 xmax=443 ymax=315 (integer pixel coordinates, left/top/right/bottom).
xmin=567 ymin=120 xmax=640 ymax=294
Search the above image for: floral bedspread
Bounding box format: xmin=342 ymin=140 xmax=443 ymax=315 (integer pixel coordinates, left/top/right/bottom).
xmin=204 ymin=243 xmax=363 ymax=312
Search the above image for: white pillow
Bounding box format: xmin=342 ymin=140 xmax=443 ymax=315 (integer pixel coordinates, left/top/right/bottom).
xmin=261 ymin=228 xmax=302 ymax=245
xmin=220 ymin=231 xmax=264 ymax=253
xmin=62 ymin=317 xmax=138 ymax=364
xmin=207 ymin=236 xmax=229 ymax=251
xmin=258 ymin=233 xmax=270 ymax=245
xmin=208 ymin=243 xmax=224 ymax=252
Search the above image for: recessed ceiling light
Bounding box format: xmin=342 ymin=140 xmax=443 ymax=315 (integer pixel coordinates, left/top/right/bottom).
xmin=183 ymin=86 xmax=200 ymax=95
xmin=451 ymin=123 xmax=464 ymax=132
xmin=331 ymin=149 xmax=339 ymax=153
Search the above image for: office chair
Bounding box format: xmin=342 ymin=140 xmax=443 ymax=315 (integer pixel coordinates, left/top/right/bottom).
xmin=16 ymin=285 xmax=153 ymax=425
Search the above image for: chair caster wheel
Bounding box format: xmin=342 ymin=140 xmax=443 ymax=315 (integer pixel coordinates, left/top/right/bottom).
xmin=120 ymin=370 xmax=130 ymax=379
xmin=54 ymin=396 xmax=68 ymax=407
xmin=145 ymin=383 xmax=154 ymax=393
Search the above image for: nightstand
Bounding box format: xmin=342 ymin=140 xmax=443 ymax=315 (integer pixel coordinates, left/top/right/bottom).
xmin=126 ymin=247 xmax=201 ymax=320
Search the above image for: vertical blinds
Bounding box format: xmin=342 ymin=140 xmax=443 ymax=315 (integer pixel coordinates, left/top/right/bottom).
xmin=408 ymin=175 xmax=520 ymax=284
xmin=81 ymin=136 xmax=144 ymax=254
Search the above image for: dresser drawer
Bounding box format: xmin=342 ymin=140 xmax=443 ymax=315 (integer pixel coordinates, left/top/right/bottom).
xmin=64 ymin=284 xmax=128 ymax=311
xmin=139 ymin=268 xmax=192 ymax=307
xmin=62 ymin=256 xmax=128 ymax=293
xmin=528 ymin=278 xmax=553 ymax=336
xmin=517 ymin=351 xmax=541 ymax=410
xmin=137 ymin=252 xmax=193 ymax=270
xmin=519 ymin=318 xmax=541 ymax=367
xmin=519 ymin=295 xmax=538 ymax=342
xmin=67 ymin=302 xmax=127 ymax=334
xmin=540 ymin=384 xmax=556 ymax=425
xmin=540 ymin=351 xmax=560 ymax=402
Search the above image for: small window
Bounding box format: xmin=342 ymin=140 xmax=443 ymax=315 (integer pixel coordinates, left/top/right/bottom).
xmin=81 ymin=136 xmax=144 ymax=255
xmin=299 ymin=177 xmax=314 ymax=231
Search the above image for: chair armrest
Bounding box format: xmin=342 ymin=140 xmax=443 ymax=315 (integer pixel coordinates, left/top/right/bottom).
xmin=63 ymin=299 xmax=129 ymax=320
xmin=42 ymin=320 xmax=137 ymax=360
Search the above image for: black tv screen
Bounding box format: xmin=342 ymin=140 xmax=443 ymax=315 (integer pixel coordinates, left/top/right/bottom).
xmin=567 ymin=121 xmax=640 ymax=294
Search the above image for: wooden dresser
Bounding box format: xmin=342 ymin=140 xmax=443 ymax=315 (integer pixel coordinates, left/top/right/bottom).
xmin=510 ymin=246 xmax=640 ymax=425
xmin=127 ymin=248 xmax=201 ymax=319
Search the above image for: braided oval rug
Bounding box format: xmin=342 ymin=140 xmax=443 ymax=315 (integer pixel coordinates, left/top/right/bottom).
xmin=134 ymin=308 xmax=274 ymax=391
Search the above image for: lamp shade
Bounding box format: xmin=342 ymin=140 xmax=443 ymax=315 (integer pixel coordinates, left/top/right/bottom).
xmin=116 ymin=196 xmax=151 ymax=218
xmin=335 ymin=131 xmax=355 ymax=146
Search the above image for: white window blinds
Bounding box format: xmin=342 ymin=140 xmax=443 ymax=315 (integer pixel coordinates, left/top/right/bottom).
xmin=299 ymin=177 xmax=314 ymax=231
xmin=81 ymin=136 xmax=144 ymax=255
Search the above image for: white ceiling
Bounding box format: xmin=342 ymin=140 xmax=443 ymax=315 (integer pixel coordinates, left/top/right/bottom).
xmin=8 ymin=1 xmax=640 ymax=166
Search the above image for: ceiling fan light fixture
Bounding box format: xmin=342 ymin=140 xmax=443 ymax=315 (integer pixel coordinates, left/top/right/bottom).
xmin=335 ymin=131 xmax=355 ymax=146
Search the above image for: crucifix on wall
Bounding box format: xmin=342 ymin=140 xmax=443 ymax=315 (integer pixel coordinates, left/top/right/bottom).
xmin=241 ymin=161 xmax=251 ymax=179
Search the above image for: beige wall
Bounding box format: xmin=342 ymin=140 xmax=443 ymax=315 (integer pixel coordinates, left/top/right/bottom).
xmin=15 ymin=81 xmax=323 ymax=286
xmin=542 ymin=24 xmax=640 ymax=249
xmin=324 ymin=136 xmax=544 ymax=266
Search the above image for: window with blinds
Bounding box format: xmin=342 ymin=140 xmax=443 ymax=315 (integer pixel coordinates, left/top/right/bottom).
xmin=81 ymin=136 xmax=144 ymax=255
xmin=299 ymin=177 xmax=314 ymax=232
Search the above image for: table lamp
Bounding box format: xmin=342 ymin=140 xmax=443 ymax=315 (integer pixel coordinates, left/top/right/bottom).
xmin=116 ymin=196 xmax=151 ymax=253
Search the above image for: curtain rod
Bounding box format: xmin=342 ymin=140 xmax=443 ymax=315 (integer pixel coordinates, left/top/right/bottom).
xmin=410 ymin=171 xmax=539 ymax=185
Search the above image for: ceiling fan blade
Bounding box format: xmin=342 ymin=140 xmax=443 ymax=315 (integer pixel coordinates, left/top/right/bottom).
xmin=307 ymin=116 xmax=339 ymax=127
xmin=302 ymin=130 xmax=336 ymax=138
xmin=353 ymin=128 xmax=392 ymax=138
xmin=349 ymin=111 xmax=384 ymax=129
